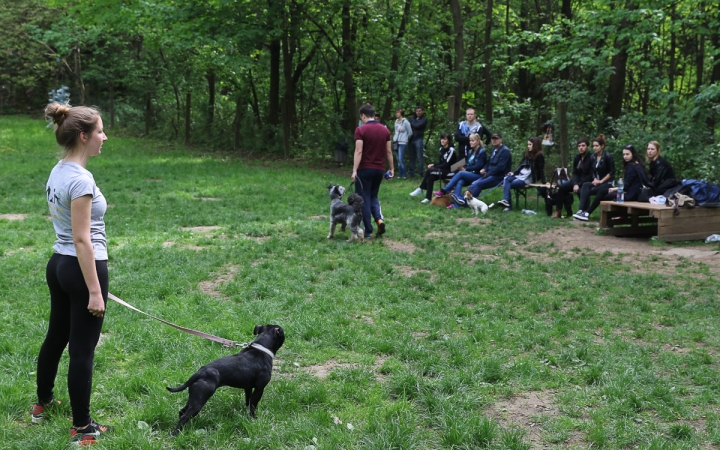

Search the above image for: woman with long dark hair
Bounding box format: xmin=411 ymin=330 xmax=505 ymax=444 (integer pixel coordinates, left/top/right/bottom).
xmin=574 ymin=144 xmax=647 ymax=221
xmin=409 ymin=133 xmax=458 ymax=203
xmin=497 ymin=136 xmax=546 ymax=211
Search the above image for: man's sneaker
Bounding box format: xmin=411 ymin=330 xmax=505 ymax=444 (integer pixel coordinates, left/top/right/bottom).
xmin=364 ymin=232 xmax=373 ymax=239
xmin=376 ymin=219 xmax=386 ymax=236
xmin=449 ymin=192 xmax=466 ymax=206
xmin=420 ymin=198 xmax=430 ymax=204
xmin=497 ymin=199 xmax=510 ymax=207
xmin=31 ymin=398 xmax=61 ymax=424
xmin=70 ymin=420 xmax=112 ymax=446
xmin=573 ymin=211 xmax=590 ymax=221
xmin=433 ymin=190 xmax=445 ymax=198
xmin=409 ymin=188 xmax=423 ymax=197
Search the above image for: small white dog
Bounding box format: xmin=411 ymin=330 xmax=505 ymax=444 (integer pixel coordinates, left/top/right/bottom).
xmin=464 ymin=191 xmax=489 ymax=215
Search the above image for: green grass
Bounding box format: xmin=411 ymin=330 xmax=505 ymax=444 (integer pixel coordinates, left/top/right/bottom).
xmin=2 ymin=115 xmax=720 ymax=449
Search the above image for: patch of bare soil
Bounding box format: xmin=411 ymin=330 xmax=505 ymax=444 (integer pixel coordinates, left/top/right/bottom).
xmin=197 ymin=197 xmax=221 ymax=201
xmin=456 ymin=217 xmax=491 ymax=225
xmin=424 ymin=231 xmax=459 ymax=239
xmin=530 ymin=224 xmax=720 ymax=275
xmin=180 ymin=226 xmax=224 ymax=233
xmin=146 ymin=178 xmax=162 ymax=182
xmin=487 ymin=390 xmax=584 ymax=448
xmin=307 ymin=215 xmax=327 ymax=220
xmin=242 ymin=235 xmax=270 ymax=243
xmin=162 ymin=242 xmax=174 ymax=248
xmin=396 ymin=265 xmax=430 ymax=278
xmin=304 ymin=356 xmax=389 ymax=382
xmin=0 ymin=214 xmax=27 ymax=221
xmin=198 ymin=265 xmax=239 ymax=299
xmin=383 ymin=238 xmax=419 ymax=253
xmin=349 ymin=313 xmax=375 ymax=324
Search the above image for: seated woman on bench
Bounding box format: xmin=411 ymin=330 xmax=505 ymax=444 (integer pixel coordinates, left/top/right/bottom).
xmin=497 ymin=136 xmax=546 ymax=211
xmin=433 ymin=132 xmax=486 ymax=200
xmin=646 ymin=140 xmax=678 ymax=195
xmin=574 ymin=144 xmax=647 ymax=221
xmin=409 ymin=133 xmax=458 ymax=203
xmin=549 ymin=137 xmax=593 ymax=218
xmin=573 ymin=134 xmax=615 ymax=220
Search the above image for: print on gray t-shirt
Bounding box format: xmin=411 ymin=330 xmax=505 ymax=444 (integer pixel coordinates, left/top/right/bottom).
xmin=46 ymin=161 xmax=108 ymax=260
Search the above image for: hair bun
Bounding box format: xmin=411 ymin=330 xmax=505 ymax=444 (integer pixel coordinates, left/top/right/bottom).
xmin=598 ymin=133 xmax=605 ymax=140
xmin=45 ymin=102 xmax=70 ymax=126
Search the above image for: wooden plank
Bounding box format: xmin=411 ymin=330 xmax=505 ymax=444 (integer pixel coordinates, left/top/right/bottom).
xmin=656 ymin=230 xmax=718 ymax=242
xmin=658 ymin=220 xmax=720 ymax=235
xmin=606 ymin=216 xmax=658 ymax=226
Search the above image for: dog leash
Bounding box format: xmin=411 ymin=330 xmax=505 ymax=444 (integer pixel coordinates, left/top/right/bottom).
xmin=108 ymin=293 xmax=243 ymax=348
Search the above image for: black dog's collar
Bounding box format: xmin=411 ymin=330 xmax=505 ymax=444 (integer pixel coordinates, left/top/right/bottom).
xmin=250 ymin=343 xmax=275 ymax=359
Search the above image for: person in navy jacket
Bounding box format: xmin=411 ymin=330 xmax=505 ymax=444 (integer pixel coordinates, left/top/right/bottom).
xmin=455 ymin=132 xmax=511 ymax=204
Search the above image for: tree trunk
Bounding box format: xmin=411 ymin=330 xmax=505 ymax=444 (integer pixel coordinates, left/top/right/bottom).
xmin=185 ymin=92 xmax=191 ymax=145
xmin=207 ymin=71 xmax=215 ymax=137
xmin=234 ymin=95 xmax=243 ymax=152
xmin=604 ymin=0 xmax=636 ymax=122
xmin=268 ymin=39 xmax=281 ymax=125
xmin=557 ymin=0 xmax=572 ymax=167
xmin=382 ymin=0 xmax=413 ymax=121
xmin=708 ymin=30 xmax=720 ymax=135
xmin=74 ymin=47 xmax=86 ymax=105
xmin=341 ymin=0 xmax=357 ymax=133
xmin=483 ymin=0 xmax=494 ymax=124
xmin=449 ymin=0 xmax=464 ymax=121
xmin=248 ymin=70 xmax=262 ymax=127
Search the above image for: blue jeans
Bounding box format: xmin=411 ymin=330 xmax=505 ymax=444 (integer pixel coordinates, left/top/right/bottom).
xmin=396 ymin=144 xmax=407 ymax=178
xmin=408 ymin=138 xmax=424 ymax=177
xmin=502 ymin=176 xmax=529 ymax=207
xmin=468 ymin=175 xmax=504 ymax=197
xmin=355 ymin=169 xmax=385 ymax=234
xmin=442 ymin=171 xmax=482 ymax=197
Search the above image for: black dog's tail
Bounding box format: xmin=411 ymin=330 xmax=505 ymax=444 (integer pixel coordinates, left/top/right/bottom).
xmin=166 ymin=373 xmax=200 ymax=393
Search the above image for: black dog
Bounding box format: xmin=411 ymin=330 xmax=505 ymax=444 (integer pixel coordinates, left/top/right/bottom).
xmin=327 ymin=183 xmax=364 ymax=243
xmin=166 ymin=324 xmax=285 ymax=435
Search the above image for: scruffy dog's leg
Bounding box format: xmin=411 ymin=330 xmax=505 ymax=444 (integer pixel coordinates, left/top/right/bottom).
xmin=328 ymin=221 xmax=337 ymax=239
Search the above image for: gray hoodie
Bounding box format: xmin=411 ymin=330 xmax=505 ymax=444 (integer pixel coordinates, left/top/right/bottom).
xmin=393 ymin=118 xmax=413 ymax=145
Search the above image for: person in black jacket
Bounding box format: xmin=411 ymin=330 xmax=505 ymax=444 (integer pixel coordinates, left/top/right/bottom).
xmin=646 ymin=140 xmax=678 ymax=195
xmin=409 ymin=133 xmax=459 ymax=203
xmin=497 ymin=136 xmax=546 ymax=211
xmin=575 ymin=144 xmax=647 ymax=221
xmin=408 ymin=106 xmax=428 ymax=178
xmin=573 ymin=134 xmax=615 ymax=220
xmin=453 ymin=108 xmax=492 ymax=161
xmin=550 ymin=138 xmax=593 ymax=218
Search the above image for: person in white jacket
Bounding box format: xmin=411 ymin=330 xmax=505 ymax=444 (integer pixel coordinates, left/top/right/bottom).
xmin=393 ymin=109 xmax=413 ymax=179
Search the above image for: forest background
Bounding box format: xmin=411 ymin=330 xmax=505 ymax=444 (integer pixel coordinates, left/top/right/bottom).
xmin=1 ymin=0 xmax=719 ymax=182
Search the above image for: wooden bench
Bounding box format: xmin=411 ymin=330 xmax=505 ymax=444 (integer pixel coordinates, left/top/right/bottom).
xmin=600 ymin=201 xmax=720 ymax=241
xmin=513 ymin=183 xmax=548 ymax=211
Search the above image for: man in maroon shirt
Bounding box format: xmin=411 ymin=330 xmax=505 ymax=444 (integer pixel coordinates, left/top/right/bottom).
xmin=351 ymin=104 xmax=394 ymax=238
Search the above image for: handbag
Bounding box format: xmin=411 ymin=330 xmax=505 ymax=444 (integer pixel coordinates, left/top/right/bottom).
xmin=638 ymin=186 xmax=652 ymax=202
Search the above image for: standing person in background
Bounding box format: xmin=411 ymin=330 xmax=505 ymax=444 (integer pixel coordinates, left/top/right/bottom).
xmin=352 ymin=104 xmax=393 ymax=239
xmin=392 ymin=109 xmax=413 ymax=180
xmin=575 ymin=144 xmax=647 ymax=221
xmin=454 ymin=108 xmax=491 ymax=160
xmin=408 ymin=106 xmax=428 ymax=178
xmin=409 ymin=133 xmax=458 ymax=203
xmin=550 ymin=138 xmax=593 ymax=218
xmin=497 ymin=136 xmax=546 ymax=211
xmin=36 ymin=103 xmax=113 ymax=445
xmin=573 ymin=134 xmax=615 ymax=220
xmin=457 ymin=133 xmax=511 ymax=204
xmin=645 ymin=140 xmax=678 ymax=195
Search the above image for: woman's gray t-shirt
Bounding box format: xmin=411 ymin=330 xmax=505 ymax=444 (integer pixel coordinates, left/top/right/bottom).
xmin=46 ymin=161 xmax=107 ymax=260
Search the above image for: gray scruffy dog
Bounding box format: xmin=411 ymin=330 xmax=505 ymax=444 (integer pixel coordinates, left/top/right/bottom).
xmin=167 ymin=325 xmax=285 ymax=435
xmin=327 ymin=183 xmax=364 ymax=243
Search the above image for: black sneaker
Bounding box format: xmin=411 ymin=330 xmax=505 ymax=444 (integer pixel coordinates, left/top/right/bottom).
xmin=573 ymin=211 xmax=590 ymax=221
xmin=450 ymin=192 xmax=466 ymax=206
xmin=31 ymin=398 xmax=61 ymax=424
xmin=376 ymin=219 xmax=386 ymax=236
xmin=70 ymin=419 xmax=112 ymax=446
xmin=497 ymin=199 xmax=510 ymax=207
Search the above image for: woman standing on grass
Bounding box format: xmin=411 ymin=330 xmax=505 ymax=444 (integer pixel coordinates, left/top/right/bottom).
xmin=34 ymin=103 xmax=112 ymax=445
xmin=409 ymin=133 xmax=458 ymax=203
xmin=646 ymin=140 xmax=678 ymax=195
xmin=497 ymin=136 xmax=546 ymax=211
xmin=573 ymin=134 xmax=615 ymax=220
xmin=393 ymin=108 xmax=413 ymax=180
xmin=574 ymin=144 xmax=647 ymax=221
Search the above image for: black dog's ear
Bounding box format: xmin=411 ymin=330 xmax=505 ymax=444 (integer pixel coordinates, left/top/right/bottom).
xmin=253 ymin=325 xmax=263 ymax=335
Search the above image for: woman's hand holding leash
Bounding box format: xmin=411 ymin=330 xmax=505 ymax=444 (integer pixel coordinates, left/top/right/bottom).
xmin=88 ymin=292 xmax=105 ymax=317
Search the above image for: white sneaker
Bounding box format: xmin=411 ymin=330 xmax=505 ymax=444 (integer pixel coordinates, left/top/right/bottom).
xmin=409 ymin=188 xmax=423 ymax=197
xmin=420 ymin=198 xmax=430 ymax=204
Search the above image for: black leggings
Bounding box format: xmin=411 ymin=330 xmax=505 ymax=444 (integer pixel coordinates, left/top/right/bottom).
xmin=419 ymin=169 xmax=446 ymax=200
xmin=37 ymin=253 xmax=108 ymax=427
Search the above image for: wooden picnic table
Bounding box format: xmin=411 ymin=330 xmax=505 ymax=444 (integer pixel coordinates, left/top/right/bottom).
xmin=600 ymin=201 xmax=720 ymax=241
